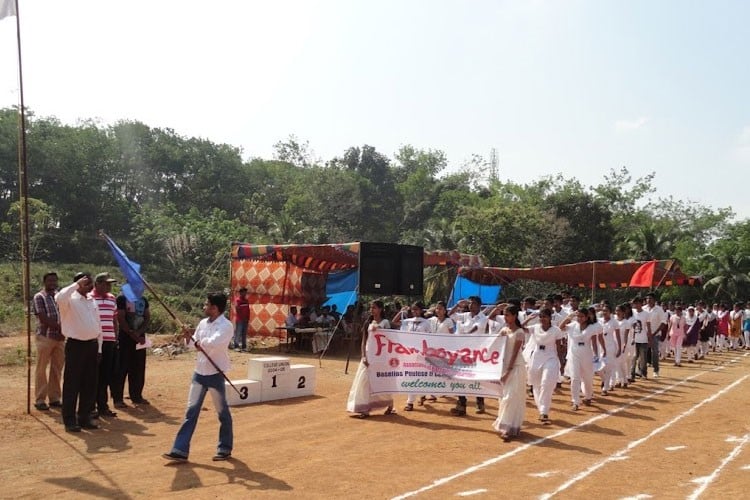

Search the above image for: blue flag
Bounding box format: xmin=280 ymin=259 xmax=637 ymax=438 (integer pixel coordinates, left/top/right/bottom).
xmin=105 ymin=235 xmax=145 ymax=302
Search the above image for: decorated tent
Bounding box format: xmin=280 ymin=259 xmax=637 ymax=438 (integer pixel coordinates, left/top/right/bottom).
xmin=457 ymin=259 xmax=700 ymax=290
xmin=230 ymin=242 xmax=484 ymax=336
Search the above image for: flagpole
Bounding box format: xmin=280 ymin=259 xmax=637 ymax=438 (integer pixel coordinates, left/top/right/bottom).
xmin=653 ymin=259 xmax=677 ymax=291
xmin=98 ymin=231 xmax=243 ymax=397
xmin=9 ymin=0 xmax=33 ymax=416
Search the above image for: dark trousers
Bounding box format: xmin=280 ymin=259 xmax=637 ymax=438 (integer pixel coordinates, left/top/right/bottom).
xmin=96 ymin=341 xmax=118 ymax=411
xmin=114 ymin=334 xmax=146 ymax=402
xmin=635 ymin=342 xmax=649 ymax=377
xmin=457 ymin=396 xmax=484 ymax=408
xmin=62 ymin=338 xmax=98 ymax=426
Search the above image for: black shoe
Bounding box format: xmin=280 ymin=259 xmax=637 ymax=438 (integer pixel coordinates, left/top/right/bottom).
xmin=65 ymin=424 xmax=82 ymax=433
xmin=34 ymin=402 xmax=49 ymax=411
xmin=80 ymin=421 xmax=100 ymax=430
xmin=212 ymin=451 xmax=232 ymax=461
xmin=450 ymin=406 xmax=467 ymax=416
xmin=114 ymin=401 xmax=128 ymax=409
xmin=131 ymin=398 xmax=150 ymax=405
xmin=49 ymin=401 xmax=62 ymax=408
xmin=90 ymin=410 xmax=100 ymax=420
xmin=99 ymin=409 xmax=118 ymax=417
xmin=476 ymin=404 xmax=486 ymax=414
xmin=162 ymin=452 xmax=188 ymax=463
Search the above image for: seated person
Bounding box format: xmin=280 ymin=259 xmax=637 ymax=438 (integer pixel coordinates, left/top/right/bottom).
xmin=316 ymin=306 xmax=334 ymax=327
xmin=330 ymin=304 xmax=342 ymax=321
xmin=297 ymin=307 xmax=312 ymax=328
xmin=286 ymin=306 xmax=298 ymax=328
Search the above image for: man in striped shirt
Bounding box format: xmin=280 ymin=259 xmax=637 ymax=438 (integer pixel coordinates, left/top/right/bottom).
xmin=91 ymin=272 xmax=119 ymax=418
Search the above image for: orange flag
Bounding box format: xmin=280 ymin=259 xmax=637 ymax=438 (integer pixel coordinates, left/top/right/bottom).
xmin=629 ymin=260 xmax=657 ymax=288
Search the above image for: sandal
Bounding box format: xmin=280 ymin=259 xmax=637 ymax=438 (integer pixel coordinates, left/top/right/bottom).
xmin=384 ymin=406 xmax=396 ymax=415
xmin=404 ymin=403 xmax=414 ymax=411
xmin=418 ymin=396 xmax=426 ymax=406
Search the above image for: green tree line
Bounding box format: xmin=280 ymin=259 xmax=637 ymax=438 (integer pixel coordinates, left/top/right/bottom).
xmin=1 ymin=107 xmax=749 ymax=302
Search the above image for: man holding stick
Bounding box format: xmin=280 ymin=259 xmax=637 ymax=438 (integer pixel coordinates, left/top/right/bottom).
xmin=163 ymin=292 xmax=234 ymax=462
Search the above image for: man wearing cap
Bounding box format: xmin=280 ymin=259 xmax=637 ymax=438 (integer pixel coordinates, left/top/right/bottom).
xmin=91 ymin=272 xmax=119 ymax=418
xmin=56 ymin=273 xmax=102 ymax=432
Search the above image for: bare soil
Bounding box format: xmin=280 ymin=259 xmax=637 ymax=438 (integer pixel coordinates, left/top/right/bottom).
xmin=1 ymin=335 xmax=749 ymax=499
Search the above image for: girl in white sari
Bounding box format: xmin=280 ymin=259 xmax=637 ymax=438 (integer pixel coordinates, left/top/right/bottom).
xmin=492 ymin=305 xmax=526 ymax=442
xmin=346 ymin=300 xmax=395 ymax=418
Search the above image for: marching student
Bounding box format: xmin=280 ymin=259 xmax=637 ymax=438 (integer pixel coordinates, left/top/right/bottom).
xmin=492 ymin=305 xmax=526 ymax=441
xmin=729 ymin=303 xmax=744 ymax=350
xmin=346 ymin=300 xmax=395 ymax=418
xmin=395 ymin=302 xmax=431 ymax=412
xmin=526 ymin=308 xmax=564 ymax=424
xmin=683 ymin=305 xmax=700 ymax=362
xmin=598 ymin=304 xmax=620 ymax=395
xmin=448 ymin=296 xmax=489 ymax=415
xmin=560 ymin=308 xmax=599 ymax=410
xmin=614 ymin=303 xmax=634 ymax=387
xmin=668 ymin=304 xmax=687 ymax=366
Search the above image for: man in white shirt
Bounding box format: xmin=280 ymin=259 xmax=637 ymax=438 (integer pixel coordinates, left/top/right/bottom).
xmin=56 ymin=272 xmax=102 ymax=433
xmin=644 ymin=293 xmax=666 ymax=378
xmin=448 ymin=296 xmax=488 ymax=415
xmin=164 ymin=292 xmax=234 ymax=463
xmin=631 ymin=296 xmax=652 ymax=379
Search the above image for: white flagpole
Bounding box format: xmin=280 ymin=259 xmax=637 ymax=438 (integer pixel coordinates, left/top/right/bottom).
xmin=4 ymin=0 xmax=33 ymax=416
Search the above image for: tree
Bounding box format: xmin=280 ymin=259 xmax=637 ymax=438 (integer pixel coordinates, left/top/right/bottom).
xmin=700 ymin=252 xmax=750 ymax=300
xmin=273 ymin=135 xmax=318 ymax=168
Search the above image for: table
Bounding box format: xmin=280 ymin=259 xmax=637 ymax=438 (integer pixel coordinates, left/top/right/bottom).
xmin=276 ymin=326 xmax=333 ymax=353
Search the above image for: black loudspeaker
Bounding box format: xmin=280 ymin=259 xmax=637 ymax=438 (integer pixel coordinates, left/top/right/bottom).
xmin=359 ymin=242 xmax=400 ymax=295
xmin=399 ymin=244 xmax=424 ymax=296
xmin=359 ymin=242 xmax=424 ymax=296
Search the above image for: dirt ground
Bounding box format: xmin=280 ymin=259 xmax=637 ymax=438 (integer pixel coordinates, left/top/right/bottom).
xmin=1 ymin=334 xmax=749 ymax=500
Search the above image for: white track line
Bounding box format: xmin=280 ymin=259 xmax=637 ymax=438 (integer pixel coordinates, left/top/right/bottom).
xmin=686 ymin=433 xmax=750 ymax=500
xmin=539 ymin=373 xmax=750 ymax=499
xmin=392 ymin=353 xmax=748 ymax=500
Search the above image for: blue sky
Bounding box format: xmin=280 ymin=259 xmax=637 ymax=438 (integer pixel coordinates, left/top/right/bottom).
xmin=1 ymin=0 xmax=748 ymax=219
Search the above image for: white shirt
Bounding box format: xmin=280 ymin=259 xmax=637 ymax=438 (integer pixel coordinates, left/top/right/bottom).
xmin=487 ymin=316 xmax=506 ymax=335
xmin=632 ymin=309 xmax=651 ymax=343
xmin=645 ymin=304 xmax=667 ymax=333
xmin=563 ymin=322 xmax=599 ymax=359
xmin=401 ymin=317 xmax=431 ymax=333
xmin=285 ymin=313 xmax=298 ymax=328
xmin=189 ymin=314 xmax=233 ymax=375
xmin=599 ymin=317 xmax=619 ymax=353
xmin=429 ymin=316 xmax=455 ymax=334
xmin=529 ymin=324 xmax=565 ymax=368
xmin=56 ymin=281 xmax=103 ymax=352
xmin=451 ymin=311 xmax=488 ymax=334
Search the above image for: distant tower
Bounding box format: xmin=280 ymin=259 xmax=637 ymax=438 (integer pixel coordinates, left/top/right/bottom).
xmin=488 ymin=148 xmax=499 ymax=182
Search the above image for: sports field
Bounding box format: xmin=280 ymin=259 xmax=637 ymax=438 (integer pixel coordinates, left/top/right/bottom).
xmin=1 ymin=336 xmax=748 ymax=499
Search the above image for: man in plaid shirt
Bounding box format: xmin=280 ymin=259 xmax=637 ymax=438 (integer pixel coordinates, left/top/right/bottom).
xmin=33 ymin=272 xmax=64 ymax=411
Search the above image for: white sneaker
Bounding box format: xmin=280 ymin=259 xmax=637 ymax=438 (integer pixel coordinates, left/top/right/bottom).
xmin=653 ymin=372 xmax=659 ymax=379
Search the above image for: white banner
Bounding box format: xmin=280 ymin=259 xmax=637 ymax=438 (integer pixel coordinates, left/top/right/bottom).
xmin=366 ymin=328 xmax=505 ymax=398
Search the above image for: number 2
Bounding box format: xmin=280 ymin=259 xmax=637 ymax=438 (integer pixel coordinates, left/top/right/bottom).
xmin=297 ymin=376 xmax=306 ymax=389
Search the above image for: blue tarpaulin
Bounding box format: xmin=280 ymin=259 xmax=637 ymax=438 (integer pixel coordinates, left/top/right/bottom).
xmin=447 ymin=275 xmax=501 ymax=308
xmin=323 ymin=270 xmax=359 ymax=312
